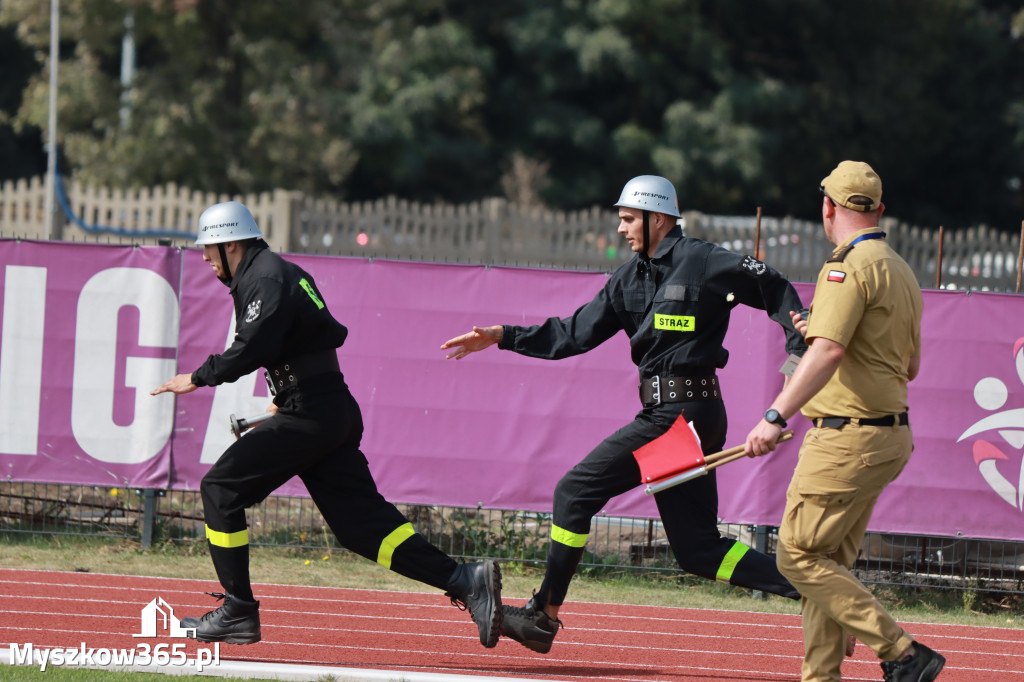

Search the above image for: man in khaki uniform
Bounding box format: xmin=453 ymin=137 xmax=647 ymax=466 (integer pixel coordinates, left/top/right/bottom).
xmin=744 ymin=161 xmax=943 ymax=682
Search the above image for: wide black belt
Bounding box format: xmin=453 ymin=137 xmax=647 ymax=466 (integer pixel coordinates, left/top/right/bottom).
xmin=813 ymin=412 xmax=909 ymax=429
xmin=639 ymin=375 xmax=720 ymax=407
xmin=265 ymin=349 xmax=340 ymax=395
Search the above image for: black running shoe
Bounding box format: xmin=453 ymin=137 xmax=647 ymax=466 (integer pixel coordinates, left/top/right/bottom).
xmin=500 ymin=594 xmax=563 ymax=654
xmin=182 ymin=592 xmax=261 ymax=645
xmin=445 ymin=560 xmax=503 ymax=648
xmin=881 ymin=642 xmax=946 ymax=682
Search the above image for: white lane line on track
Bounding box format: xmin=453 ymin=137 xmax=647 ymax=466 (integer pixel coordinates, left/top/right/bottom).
xmin=3 ymin=571 xmax=1024 ymax=681
xmin=3 ymin=623 xmax=1023 ymax=678
xmin=3 ymin=588 xmax=1024 ymax=649
xmin=3 ymin=569 xmax=1023 ymax=635
xmin=2 ymin=569 xmax=1004 ymax=623
xmin=5 ymin=645 xmax=1018 ymax=682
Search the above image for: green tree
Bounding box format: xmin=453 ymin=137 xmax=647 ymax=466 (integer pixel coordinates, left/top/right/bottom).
xmin=0 ymin=0 xmax=497 ymax=200
xmin=487 ymin=0 xmax=1023 ymax=226
xmin=0 ymin=21 xmax=44 ymax=181
xmin=2 ymin=0 xmax=1023 ymax=230
xmin=702 ymin=0 xmax=1024 ymax=228
xmin=2 ymin=0 xmax=364 ymax=195
xmin=343 ymin=1 xmax=495 ymax=201
xmin=482 ymin=1 xmax=715 ymax=208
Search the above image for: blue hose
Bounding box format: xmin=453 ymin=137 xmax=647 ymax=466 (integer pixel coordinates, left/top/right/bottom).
xmin=54 ymin=157 xmax=195 ymax=240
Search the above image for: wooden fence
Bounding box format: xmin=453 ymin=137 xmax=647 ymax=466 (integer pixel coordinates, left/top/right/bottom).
xmin=0 ymin=175 xmax=298 ymax=254
xmin=1 ymin=175 xmax=1021 ymax=291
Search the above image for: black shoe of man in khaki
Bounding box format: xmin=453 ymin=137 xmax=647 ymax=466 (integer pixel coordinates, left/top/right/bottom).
xmin=181 ymin=592 xmax=261 ymax=645
xmin=500 ymin=594 xmax=563 ymax=654
xmin=444 ymin=560 xmax=503 ymax=648
xmin=881 ymin=642 xmax=945 ymax=682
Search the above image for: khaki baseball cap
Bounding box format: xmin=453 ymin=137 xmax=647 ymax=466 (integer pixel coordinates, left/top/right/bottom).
xmin=820 ymin=161 xmax=882 ymax=212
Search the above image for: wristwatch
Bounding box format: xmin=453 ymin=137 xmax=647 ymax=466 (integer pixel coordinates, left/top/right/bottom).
xmin=764 ymin=408 xmax=787 ymax=428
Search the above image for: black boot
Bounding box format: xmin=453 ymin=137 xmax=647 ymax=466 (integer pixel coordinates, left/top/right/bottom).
xmin=500 ymin=592 xmax=563 ymax=654
xmin=881 ymin=642 xmax=946 ymax=682
xmin=181 ymin=592 xmax=261 ymax=645
xmin=444 ymin=560 xmax=502 ymax=648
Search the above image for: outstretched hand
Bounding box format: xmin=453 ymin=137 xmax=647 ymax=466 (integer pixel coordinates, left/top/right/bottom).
xmin=150 ymin=373 xmax=198 ymax=396
xmin=441 ymin=325 xmax=502 ymax=359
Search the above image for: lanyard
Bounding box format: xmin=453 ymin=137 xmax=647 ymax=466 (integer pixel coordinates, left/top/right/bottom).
xmin=849 ymin=231 xmax=886 ymax=246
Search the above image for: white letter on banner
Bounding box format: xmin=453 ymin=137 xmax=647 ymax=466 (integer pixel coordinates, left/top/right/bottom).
xmin=72 ymin=268 xmax=179 ymax=463
xmin=0 ymin=266 xmax=46 ymax=454
xmin=200 ymin=313 xmax=267 ymax=464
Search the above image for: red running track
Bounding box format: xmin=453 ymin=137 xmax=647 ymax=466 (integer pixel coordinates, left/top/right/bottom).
xmin=0 ymin=568 xmax=1021 ymax=681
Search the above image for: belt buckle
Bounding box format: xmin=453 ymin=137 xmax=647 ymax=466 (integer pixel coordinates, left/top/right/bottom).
xmin=650 ymin=376 xmax=661 ymax=406
xmin=264 ymin=370 xmax=277 ymax=397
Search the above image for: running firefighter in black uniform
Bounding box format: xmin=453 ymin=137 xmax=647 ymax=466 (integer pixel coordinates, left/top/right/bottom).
xmin=441 ymin=176 xmax=806 ymax=653
xmin=152 ymin=201 xmax=501 ymax=647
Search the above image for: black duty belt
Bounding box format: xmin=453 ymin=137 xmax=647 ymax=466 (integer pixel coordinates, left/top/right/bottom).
xmin=639 ymin=375 xmax=720 ymax=407
xmin=265 ymin=349 xmax=340 ymax=395
xmin=813 ymin=412 xmax=909 ymax=429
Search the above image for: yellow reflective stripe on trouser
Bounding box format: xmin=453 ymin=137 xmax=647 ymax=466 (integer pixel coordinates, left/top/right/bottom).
xmin=551 ymin=524 xmax=588 ymax=548
xmin=716 ymin=541 xmax=750 ymax=583
xmin=205 ymin=524 xmax=249 ymax=548
xmin=377 ymin=522 xmax=416 ymax=569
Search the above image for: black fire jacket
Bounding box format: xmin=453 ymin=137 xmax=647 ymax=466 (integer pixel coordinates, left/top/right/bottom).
xmin=499 ymin=226 xmax=807 ymax=381
xmin=191 ymin=241 xmax=347 ymax=387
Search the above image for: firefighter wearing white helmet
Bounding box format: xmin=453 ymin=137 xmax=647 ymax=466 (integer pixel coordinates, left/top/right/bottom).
xmin=195 ymin=201 xmax=265 ymax=285
xmin=613 ymin=174 xmax=680 ymax=216
xmin=195 ymin=200 xmax=263 ymax=244
xmin=613 ymin=175 xmax=680 ymax=259
xmin=153 ymin=200 xmax=503 ymax=647
xmin=441 ymin=175 xmax=809 ymax=654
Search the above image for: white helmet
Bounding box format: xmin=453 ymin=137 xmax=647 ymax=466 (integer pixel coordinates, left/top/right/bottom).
xmin=614 ymin=175 xmax=680 ymax=218
xmin=195 ymin=201 xmax=264 ymax=245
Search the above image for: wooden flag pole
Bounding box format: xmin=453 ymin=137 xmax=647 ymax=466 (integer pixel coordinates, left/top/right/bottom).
xmin=705 ymin=430 xmax=795 ymax=469
xmin=644 ymin=430 xmax=795 ymax=495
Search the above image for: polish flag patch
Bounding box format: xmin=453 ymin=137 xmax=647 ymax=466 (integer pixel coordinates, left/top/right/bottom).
xmin=827 ymin=270 xmax=846 ymax=283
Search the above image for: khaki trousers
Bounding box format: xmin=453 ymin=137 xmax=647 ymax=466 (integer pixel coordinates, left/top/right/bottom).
xmin=777 ymin=424 xmax=916 ymax=682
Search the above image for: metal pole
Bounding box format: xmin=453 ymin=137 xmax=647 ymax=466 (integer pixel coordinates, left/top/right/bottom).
xmin=935 ymin=225 xmax=944 ymax=290
xmin=119 ymin=10 xmax=135 ymax=128
xmin=754 ymin=206 xmax=762 ymax=258
xmin=137 ymin=489 xmax=166 ymax=549
xmin=752 ymin=525 xmax=769 ymax=600
xmin=139 ymin=489 xmax=155 ymax=549
xmin=1017 ymin=220 xmax=1023 ymax=294
xmin=44 ymin=0 xmax=59 ymax=239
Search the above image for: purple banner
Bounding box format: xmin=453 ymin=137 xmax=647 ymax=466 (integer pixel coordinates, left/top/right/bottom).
xmin=2 ymin=241 xmax=1024 ymax=541
xmin=0 ymin=241 xmax=179 ymax=488
xmin=715 ymin=284 xmax=1024 ymax=542
xmin=168 ymin=253 xmax=639 ymax=503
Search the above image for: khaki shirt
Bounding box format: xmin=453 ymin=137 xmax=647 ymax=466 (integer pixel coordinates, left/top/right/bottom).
xmin=801 ymin=227 xmax=923 ymax=419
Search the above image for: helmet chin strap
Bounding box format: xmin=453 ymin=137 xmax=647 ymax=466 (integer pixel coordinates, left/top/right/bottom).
xmin=641 ymin=210 xmax=651 ymax=261
xmin=217 ymin=243 xmax=233 ymax=284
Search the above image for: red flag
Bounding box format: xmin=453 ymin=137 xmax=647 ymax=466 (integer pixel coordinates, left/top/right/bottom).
xmin=633 ymin=413 xmax=705 ymax=484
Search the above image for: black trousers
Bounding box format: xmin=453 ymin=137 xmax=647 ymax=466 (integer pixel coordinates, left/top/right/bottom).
xmin=199 ymin=373 xmax=457 ymax=600
xmin=537 ymin=399 xmax=798 ymax=607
